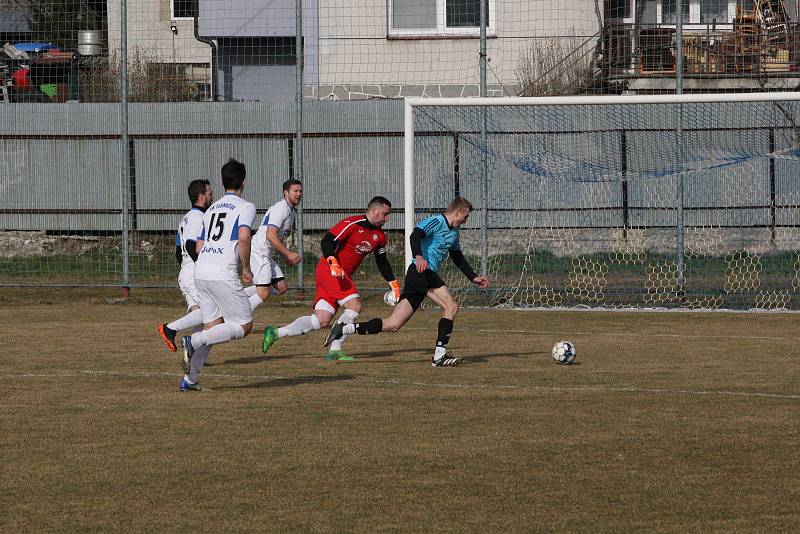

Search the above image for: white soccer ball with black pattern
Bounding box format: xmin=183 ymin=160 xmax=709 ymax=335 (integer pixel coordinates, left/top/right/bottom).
xmin=551 ymin=340 xmax=576 ymax=365
xmin=383 ymin=290 xmax=398 ymax=306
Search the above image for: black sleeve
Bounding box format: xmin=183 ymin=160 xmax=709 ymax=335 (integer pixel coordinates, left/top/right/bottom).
xmin=175 ymin=245 xmax=182 ymax=265
xmin=449 ymin=249 xmax=477 ymax=281
xmin=374 ymin=249 xmax=396 ymax=282
xmin=185 ymin=240 xmax=199 ymax=262
xmin=410 ymin=227 xmax=425 ymax=258
xmin=320 ymin=232 xmax=337 ymax=258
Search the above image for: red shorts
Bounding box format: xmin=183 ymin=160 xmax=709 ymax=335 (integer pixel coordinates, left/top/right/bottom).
xmin=313 ymin=259 xmax=359 ymax=311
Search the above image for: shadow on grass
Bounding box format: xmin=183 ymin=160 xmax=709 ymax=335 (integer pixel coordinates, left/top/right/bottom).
xmin=213 ymin=354 xmax=294 ymax=365
xmin=214 ymin=348 xmax=535 ymax=367
xmin=353 ymin=348 xmax=529 ymax=364
xmin=215 ymin=374 xmax=356 ymax=390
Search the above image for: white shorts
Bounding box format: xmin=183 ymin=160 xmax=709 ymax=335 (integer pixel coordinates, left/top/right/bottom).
xmin=178 ymin=266 xmax=200 ymax=310
xmin=250 ymin=251 xmax=285 ymax=286
xmin=195 ymin=278 xmax=253 ymax=326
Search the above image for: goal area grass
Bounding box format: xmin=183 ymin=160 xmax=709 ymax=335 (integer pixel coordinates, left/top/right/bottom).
xmin=2 ymin=288 xmax=799 ymax=531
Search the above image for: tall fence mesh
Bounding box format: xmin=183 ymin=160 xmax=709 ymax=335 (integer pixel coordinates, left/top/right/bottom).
xmin=3 ymin=0 xmax=800 ymax=308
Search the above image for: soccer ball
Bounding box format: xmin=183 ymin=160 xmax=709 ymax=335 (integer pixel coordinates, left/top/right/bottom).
xmin=383 ymin=290 xmax=398 ymax=306
xmin=551 ymin=340 xmax=576 ymax=365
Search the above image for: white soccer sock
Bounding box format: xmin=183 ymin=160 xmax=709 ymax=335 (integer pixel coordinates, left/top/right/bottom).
xmin=434 ymin=346 xmax=448 ymax=360
xmin=191 ymin=322 xmax=245 ymax=348
xmin=277 ymin=315 xmax=321 ymax=338
xmin=167 ymin=308 xmax=203 ymax=332
xmin=330 ymin=309 xmax=359 ymax=352
xmin=248 ymin=293 xmax=264 ymax=310
xmin=187 ymin=345 xmax=211 ymax=383
xmin=244 ymin=285 xmax=258 ymax=297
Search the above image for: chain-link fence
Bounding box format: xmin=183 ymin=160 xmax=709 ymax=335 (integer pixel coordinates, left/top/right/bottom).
xmin=3 ymin=1 xmax=800 ymax=308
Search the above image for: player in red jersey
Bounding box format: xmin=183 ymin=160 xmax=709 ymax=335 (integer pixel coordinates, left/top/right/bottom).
xmin=260 ymin=196 xmax=400 ymax=361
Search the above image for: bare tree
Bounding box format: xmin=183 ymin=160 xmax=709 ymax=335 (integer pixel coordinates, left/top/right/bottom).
xmin=515 ymin=35 xmax=598 ymax=97
xmin=81 ymin=49 xmax=196 ymax=103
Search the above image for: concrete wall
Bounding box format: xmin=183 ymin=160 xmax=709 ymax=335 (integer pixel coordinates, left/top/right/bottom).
xmin=107 ymin=0 xmax=211 ymax=64
xmin=3 ymin=99 xmax=797 ymax=238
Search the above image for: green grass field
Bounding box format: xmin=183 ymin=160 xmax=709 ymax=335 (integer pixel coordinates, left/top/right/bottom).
xmin=2 ymin=288 xmax=799 ymax=532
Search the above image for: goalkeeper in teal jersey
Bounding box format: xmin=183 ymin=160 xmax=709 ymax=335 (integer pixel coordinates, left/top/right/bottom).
xmin=325 ymin=197 xmax=489 ymax=366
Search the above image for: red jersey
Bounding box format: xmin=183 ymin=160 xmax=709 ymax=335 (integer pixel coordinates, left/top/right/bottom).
xmin=328 ymin=215 xmax=388 ymax=275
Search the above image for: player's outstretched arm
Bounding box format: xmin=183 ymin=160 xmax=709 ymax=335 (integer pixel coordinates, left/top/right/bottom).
xmin=449 ymin=249 xmax=485 ymax=285
xmin=267 ymin=226 xmax=301 ymax=266
xmin=375 ymin=250 xmax=401 ymax=303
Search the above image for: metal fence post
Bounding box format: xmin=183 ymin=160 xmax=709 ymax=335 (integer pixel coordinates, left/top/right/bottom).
xmin=119 ymin=0 xmax=131 ymax=297
xmin=480 ymin=0 xmax=489 ymax=285
xmin=295 ymin=0 xmax=305 ymax=292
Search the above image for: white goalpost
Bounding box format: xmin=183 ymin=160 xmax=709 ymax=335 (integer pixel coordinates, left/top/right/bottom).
xmin=404 ymin=92 xmax=800 ymax=311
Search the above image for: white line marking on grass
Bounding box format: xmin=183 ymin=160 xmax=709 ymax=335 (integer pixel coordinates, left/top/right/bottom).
xmin=1 ymin=370 xmax=798 ymax=400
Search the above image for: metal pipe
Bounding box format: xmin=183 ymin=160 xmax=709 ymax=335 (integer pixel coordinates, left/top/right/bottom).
xmin=480 ymin=0 xmax=488 ymax=280
xmin=295 ymin=0 xmax=305 ymax=291
xmin=193 ymin=15 xmax=218 ymax=101
xmin=119 ymin=0 xmax=131 ymax=296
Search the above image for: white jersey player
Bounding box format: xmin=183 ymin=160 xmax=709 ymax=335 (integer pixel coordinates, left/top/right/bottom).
xmin=249 ymin=179 xmax=303 ymax=306
xmin=180 ymin=158 xmax=258 ymax=392
xmin=158 ymin=179 xmax=213 ymax=354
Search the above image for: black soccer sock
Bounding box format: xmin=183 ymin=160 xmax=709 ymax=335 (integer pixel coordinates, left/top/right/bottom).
xmin=436 ymin=318 xmax=453 ymax=348
xmin=355 ymin=318 xmax=383 ymax=335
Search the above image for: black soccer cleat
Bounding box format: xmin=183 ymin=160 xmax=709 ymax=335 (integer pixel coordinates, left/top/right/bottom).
xmin=432 ymin=351 xmax=462 ymax=367
xmin=323 ymin=322 xmax=345 ymax=348
xmin=158 ymin=323 xmax=178 ymax=352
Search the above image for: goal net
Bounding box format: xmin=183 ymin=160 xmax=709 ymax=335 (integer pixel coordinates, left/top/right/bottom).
xmin=404 ymin=94 xmax=800 ymax=311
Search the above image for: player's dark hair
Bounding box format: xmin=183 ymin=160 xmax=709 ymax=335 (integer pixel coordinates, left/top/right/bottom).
xmin=283 ymin=178 xmax=302 ymax=192
xmin=221 ymin=158 xmax=246 ymax=190
xmin=447 ymin=196 xmax=473 ymax=213
xmin=187 ymin=179 xmax=211 ymax=205
xmin=368 ymin=196 xmax=392 ymax=209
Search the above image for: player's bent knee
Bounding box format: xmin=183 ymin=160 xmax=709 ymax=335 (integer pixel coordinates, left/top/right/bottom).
xmin=237 ymin=322 xmax=252 ymax=338
xmin=443 ymin=302 xmax=459 ymax=319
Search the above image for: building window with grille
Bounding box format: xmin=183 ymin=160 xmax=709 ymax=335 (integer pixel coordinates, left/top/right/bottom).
xmin=389 ymin=0 xmax=495 ymax=37
xmin=658 ymin=0 xmax=743 ymax=25
xmin=172 ymin=0 xmax=198 ymax=20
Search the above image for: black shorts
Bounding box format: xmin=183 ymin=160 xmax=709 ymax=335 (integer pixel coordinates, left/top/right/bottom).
xmin=256 ymin=276 xmax=284 ymax=287
xmin=400 ymin=264 xmax=445 ymax=311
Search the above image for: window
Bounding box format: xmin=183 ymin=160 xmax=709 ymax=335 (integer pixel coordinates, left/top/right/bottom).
xmin=658 ymin=0 xmax=740 ymax=25
xmin=172 ymin=0 xmax=198 ymax=20
xmin=700 ymin=0 xmax=727 ymax=23
xmin=607 ymin=0 xmax=632 ymax=19
xmin=389 ymin=0 xmax=495 ymax=37
xmin=662 ymin=0 xmax=690 ymax=24
xmin=217 ymin=37 xmax=298 ymax=66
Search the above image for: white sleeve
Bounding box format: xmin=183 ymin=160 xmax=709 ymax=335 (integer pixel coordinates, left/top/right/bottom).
xmin=185 ymin=214 xmax=204 ymax=242
xmin=242 ymin=203 xmax=257 ymax=231
xmin=267 ymin=202 xmax=290 ymax=229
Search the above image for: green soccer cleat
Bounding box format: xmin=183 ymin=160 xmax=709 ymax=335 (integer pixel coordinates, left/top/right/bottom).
xmin=325 ymin=350 xmax=355 ymax=362
xmin=262 ymin=325 xmax=277 ymax=353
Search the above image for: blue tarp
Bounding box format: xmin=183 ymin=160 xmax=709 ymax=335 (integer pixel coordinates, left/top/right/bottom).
xmin=12 ymin=42 xmax=58 ymax=53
